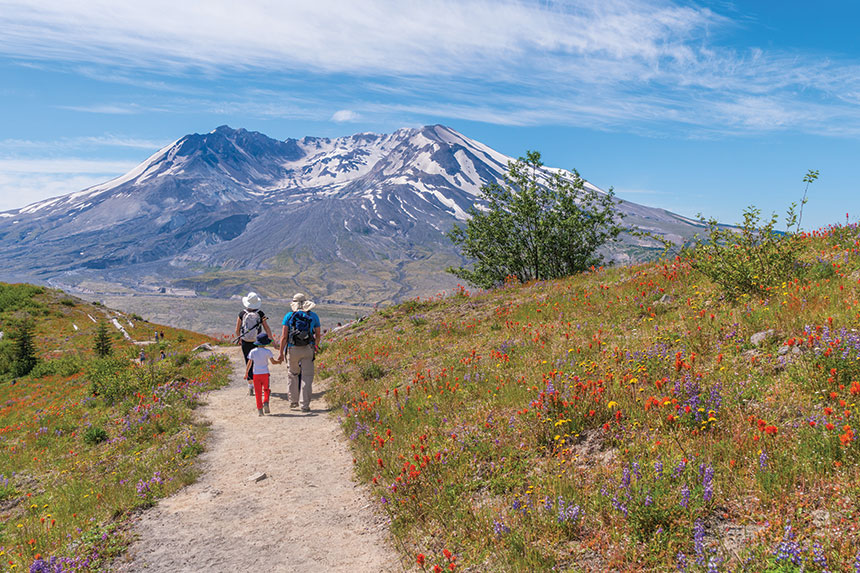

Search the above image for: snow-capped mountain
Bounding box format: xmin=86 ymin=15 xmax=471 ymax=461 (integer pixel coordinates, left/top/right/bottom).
xmin=0 ymin=125 xmax=702 ymax=303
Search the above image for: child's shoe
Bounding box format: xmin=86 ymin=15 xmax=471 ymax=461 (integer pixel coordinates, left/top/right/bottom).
xmin=263 ymin=402 xmax=270 ymax=414
xmin=257 ymin=408 xmax=264 ymax=416
xmin=249 ymin=386 xmax=254 ymax=396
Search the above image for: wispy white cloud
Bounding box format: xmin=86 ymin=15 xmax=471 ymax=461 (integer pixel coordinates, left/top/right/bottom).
xmin=331 ymin=110 xmax=359 ymax=123
xmin=0 ymin=158 xmax=136 ymax=212
xmin=57 ymin=103 xmax=156 ymax=114
xmin=0 ymin=158 xmax=137 ymax=174
xmin=0 ymin=0 xmax=859 ymax=135
xmin=0 ymin=135 xmax=167 ymax=152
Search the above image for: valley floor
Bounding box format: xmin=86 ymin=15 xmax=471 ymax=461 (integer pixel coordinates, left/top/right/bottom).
xmin=114 ymin=346 xmax=400 ymax=572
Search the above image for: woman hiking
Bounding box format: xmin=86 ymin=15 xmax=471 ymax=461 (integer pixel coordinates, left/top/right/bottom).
xmin=235 ymin=291 xmax=274 ymax=396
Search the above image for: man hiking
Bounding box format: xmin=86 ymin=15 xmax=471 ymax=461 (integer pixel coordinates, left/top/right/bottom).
xmin=235 ymin=291 xmax=274 ymax=396
xmin=278 ymin=293 xmax=321 ymax=412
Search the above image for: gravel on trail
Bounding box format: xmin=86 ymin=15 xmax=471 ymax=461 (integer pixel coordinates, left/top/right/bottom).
xmin=115 ymin=346 xmax=402 ymax=572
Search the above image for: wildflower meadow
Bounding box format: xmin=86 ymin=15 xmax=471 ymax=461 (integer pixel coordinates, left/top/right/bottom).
xmin=0 ymin=285 xmax=229 ymax=571
xmin=320 ymin=222 xmax=860 ymax=571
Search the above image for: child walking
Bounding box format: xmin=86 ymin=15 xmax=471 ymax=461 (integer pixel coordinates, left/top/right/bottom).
xmin=245 ymin=332 xmax=280 ymax=416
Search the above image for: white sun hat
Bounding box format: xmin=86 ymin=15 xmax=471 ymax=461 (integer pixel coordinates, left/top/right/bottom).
xmin=290 ymin=292 xmax=316 ymax=312
xmin=242 ymin=292 xmax=262 ymax=310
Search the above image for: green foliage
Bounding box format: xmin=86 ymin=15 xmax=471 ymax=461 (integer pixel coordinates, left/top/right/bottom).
xmin=59 ymin=298 xmax=77 ymax=307
xmin=359 ymin=363 xmax=386 ymax=381
xmin=0 ymin=283 xmax=45 ymax=313
xmin=447 ymin=151 xmax=623 ymax=288
xmin=93 ymin=321 xmax=113 ymax=357
xmin=29 ymin=353 xmax=84 ymax=378
xmin=83 ymin=425 xmax=109 ymax=445
xmin=12 ymin=318 xmax=38 ymax=378
xmin=86 ymin=356 xmax=135 ymax=403
xmin=690 ymin=206 xmax=802 ymax=299
xmin=0 ymin=340 xmax=14 ymax=380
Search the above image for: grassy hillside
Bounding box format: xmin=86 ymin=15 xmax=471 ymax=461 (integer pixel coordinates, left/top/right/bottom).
xmin=0 ymin=284 xmax=230 ymax=571
xmin=319 ymin=224 xmax=860 ymax=572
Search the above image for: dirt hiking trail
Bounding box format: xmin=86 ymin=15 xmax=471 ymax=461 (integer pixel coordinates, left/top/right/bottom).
xmin=116 ymin=346 xmax=402 ymax=572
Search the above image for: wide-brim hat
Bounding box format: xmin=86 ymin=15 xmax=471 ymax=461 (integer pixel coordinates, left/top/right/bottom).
xmin=255 ymin=332 xmax=271 ymax=346
xmin=290 ymin=292 xmax=316 ymax=312
xmin=242 ymin=292 xmax=262 ymax=310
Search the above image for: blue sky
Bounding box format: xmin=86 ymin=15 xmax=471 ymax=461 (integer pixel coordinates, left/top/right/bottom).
xmin=1 ymin=0 xmax=859 ymax=230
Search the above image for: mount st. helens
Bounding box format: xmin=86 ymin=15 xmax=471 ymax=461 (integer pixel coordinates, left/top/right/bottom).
xmin=0 ymin=125 xmax=702 ymax=305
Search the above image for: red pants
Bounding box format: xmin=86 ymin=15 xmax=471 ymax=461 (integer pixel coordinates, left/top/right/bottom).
xmin=253 ymin=373 xmax=270 ymax=409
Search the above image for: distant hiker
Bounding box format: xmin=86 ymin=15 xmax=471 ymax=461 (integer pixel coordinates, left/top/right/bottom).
xmin=235 ymin=292 xmax=274 ymax=396
xmin=154 ymin=330 xmax=159 ymax=342
xmin=139 ymin=349 xmax=146 ymax=363
xmin=278 ymin=293 xmax=321 ymax=413
xmin=160 ymin=350 xmax=166 ymax=361
xmin=245 ymin=333 xmax=280 ymax=416
xmin=160 ymin=330 xmax=165 ymax=340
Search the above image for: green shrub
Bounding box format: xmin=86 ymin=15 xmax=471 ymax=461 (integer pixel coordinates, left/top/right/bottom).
xmin=83 ymin=426 xmax=108 ymax=445
xmin=59 ymin=298 xmax=76 ymax=307
xmin=359 ymin=363 xmax=385 ymax=381
xmin=690 ymin=206 xmax=802 ymax=299
xmin=29 ymin=354 xmax=84 ymax=378
xmin=86 ymin=356 xmax=135 ymax=403
xmin=0 ymin=284 xmax=45 ymax=313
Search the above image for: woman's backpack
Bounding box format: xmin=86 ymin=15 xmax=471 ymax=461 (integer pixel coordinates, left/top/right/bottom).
xmin=240 ymin=310 xmax=262 ymax=342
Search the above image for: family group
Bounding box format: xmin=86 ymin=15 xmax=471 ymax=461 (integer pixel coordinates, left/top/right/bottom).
xmin=234 ymin=292 xmax=321 ymax=416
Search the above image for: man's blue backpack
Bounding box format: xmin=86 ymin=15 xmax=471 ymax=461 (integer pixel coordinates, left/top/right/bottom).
xmin=288 ymin=311 xmax=314 ymax=346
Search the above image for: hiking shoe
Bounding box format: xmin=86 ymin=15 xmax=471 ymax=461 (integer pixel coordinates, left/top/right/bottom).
xmin=263 ymin=402 xmax=270 ymax=414
xmin=249 ymin=387 xmax=254 ymax=396
xmin=290 ymin=402 xmax=299 ymax=409
xmin=257 ymin=408 xmax=264 ymax=416
xmin=301 ymin=406 xmax=310 ymax=413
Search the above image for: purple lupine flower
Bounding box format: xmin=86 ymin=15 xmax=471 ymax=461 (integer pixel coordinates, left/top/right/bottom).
xmin=632 ymin=462 xmax=641 ymax=481
xmin=702 ymin=465 xmax=714 ymax=502
xmin=654 ymin=460 xmax=663 ymax=480
xmin=676 ymin=551 xmax=687 ymax=572
xmin=811 ymin=543 xmax=829 ymax=572
xmin=693 ymin=519 xmax=706 ymax=565
xmin=493 ymin=519 xmax=510 ymax=537
xmin=679 ymin=484 xmax=690 ymax=508
xmin=759 ymin=449 xmax=768 ymax=471
xmin=621 ymin=466 xmax=631 ymax=489
xmin=707 ymin=555 xmax=721 ymax=572
xmin=772 ymin=523 xmax=803 ymax=567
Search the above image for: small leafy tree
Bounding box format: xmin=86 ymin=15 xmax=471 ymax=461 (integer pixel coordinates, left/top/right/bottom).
xmin=12 ymin=318 xmax=38 ymax=378
xmin=447 ymin=151 xmax=623 ymax=288
xmin=690 ymin=170 xmax=818 ymax=299
xmin=94 ymin=321 xmax=112 ymax=357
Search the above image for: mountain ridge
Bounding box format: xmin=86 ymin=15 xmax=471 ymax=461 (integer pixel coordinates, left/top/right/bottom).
xmin=0 ymin=124 xmax=702 ymax=304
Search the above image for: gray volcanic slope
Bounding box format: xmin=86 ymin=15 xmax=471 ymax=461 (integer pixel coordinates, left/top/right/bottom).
xmin=0 ymin=124 xmax=702 ymax=304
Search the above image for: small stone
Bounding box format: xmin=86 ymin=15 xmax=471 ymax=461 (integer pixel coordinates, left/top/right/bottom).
xmin=750 ymin=329 xmax=775 ymax=347
xmin=248 ymin=472 xmax=267 ymax=483
xmin=777 ymin=346 xmax=789 ymax=356
xmin=658 ymin=294 xmax=674 ymax=304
